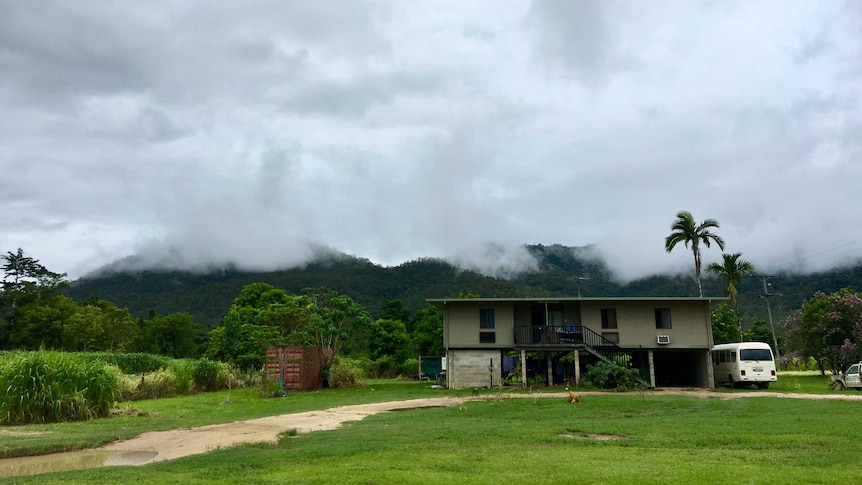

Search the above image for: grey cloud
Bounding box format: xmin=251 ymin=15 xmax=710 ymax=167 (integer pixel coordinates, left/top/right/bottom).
xmin=2 ymin=2 xmax=861 ymax=282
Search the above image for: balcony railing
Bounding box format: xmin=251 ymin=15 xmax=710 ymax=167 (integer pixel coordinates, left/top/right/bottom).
xmin=514 ymin=325 xmax=601 ymax=347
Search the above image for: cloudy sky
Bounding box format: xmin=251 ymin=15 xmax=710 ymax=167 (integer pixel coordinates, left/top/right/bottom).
xmin=2 ymin=1 xmax=861 ymax=281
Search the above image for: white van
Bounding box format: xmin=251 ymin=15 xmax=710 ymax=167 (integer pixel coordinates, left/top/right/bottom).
xmin=712 ymin=342 xmax=777 ymax=389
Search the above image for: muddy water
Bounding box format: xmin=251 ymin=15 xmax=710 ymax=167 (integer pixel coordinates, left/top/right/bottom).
xmin=0 ymin=450 xmax=157 ymax=478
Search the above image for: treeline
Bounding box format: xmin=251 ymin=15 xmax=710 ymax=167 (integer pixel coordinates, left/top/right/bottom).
xmin=1 ymin=249 xmax=443 ymax=380
xmin=67 ymin=244 xmax=862 ymax=333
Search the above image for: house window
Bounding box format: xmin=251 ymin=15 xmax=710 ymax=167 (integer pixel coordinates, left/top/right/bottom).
xmin=479 ymin=332 xmax=496 ymax=343
xmin=480 ymin=309 xmax=495 ymax=329
xmin=601 ymin=332 xmax=619 ymax=343
xmin=655 ymin=308 xmax=672 ymax=329
xmin=601 ymin=308 xmax=617 ymax=329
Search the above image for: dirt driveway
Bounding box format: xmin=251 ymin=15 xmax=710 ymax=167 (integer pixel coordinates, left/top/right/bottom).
xmin=100 ymin=389 xmax=862 ymax=465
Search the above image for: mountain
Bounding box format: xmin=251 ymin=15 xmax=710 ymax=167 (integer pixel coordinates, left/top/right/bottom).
xmin=66 ymin=244 xmax=862 ymax=330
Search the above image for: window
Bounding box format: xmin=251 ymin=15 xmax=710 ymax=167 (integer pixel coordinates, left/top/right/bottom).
xmin=479 ymin=309 xmax=495 ymax=329
xmin=740 ymin=348 xmax=773 ymax=361
xmin=654 ymin=308 xmax=672 ymax=329
xmin=601 ymin=331 xmax=619 ymax=343
xmin=479 ymin=332 xmax=496 ymax=343
xmin=601 ymin=308 xmax=617 ymax=329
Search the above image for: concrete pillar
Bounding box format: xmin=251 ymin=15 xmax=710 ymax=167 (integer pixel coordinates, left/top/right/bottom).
xmin=520 ymin=349 xmax=527 ymax=388
xmin=574 ymin=350 xmax=580 ymax=387
xmin=547 ymin=353 xmax=553 ymax=386
xmin=648 ymin=350 xmax=656 ymax=388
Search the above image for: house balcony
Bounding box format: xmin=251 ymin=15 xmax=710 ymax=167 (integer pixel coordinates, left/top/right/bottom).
xmin=514 ymin=325 xmax=586 ymax=349
xmin=513 ymin=325 xmax=619 ymax=352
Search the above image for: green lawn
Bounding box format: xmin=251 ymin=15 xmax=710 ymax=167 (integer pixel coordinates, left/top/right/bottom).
xmin=2 ymin=379 xmax=861 ymax=484
xmin=0 ymin=380 xmax=460 ymax=459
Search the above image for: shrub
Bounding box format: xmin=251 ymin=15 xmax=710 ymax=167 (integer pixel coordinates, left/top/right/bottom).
xmin=125 ymin=369 xmax=179 ymax=400
xmin=329 ymin=358 xmax=366 ymax=388
xmin=586 ymin=361 xmax=641 ymax=390
xmin=0 ymin=351 xmax=119 ymax=425
xmin=192 ymin=359 xmax=226 ymax=392
xmin=79 ymin=352 xmax=171 ymax=374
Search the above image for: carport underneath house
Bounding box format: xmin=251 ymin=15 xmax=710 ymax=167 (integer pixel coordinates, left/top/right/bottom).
xmin=428 ymin=296 xmax=724 ymax=390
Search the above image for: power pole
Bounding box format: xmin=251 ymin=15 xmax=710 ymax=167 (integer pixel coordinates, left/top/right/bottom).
xmin=760 ymin=275 xmax=781 ymax=360
xmin=575 ymin=276 xmax=590 ymax=298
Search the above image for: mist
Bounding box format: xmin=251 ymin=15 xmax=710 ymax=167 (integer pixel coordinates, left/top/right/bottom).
xmin=1 ymin=1 xmax=860 ymax=282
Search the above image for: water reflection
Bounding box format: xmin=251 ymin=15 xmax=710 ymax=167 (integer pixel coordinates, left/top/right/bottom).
xmin=0 ymin=450 xmax=158 ymax=477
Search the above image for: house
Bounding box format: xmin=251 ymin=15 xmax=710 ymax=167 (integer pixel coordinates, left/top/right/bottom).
xmin=427 ymin=296 xmax=726 ymax=389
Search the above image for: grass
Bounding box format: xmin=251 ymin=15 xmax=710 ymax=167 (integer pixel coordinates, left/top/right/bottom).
xmin=3 ymin=392 xmax=861 ymax=484
xmin=0 ymin=380 xmax=456 ymax=459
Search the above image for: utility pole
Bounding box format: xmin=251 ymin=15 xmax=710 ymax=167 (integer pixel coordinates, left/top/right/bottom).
xmin=760 ymin=275 xmax=781 ymax=360
xmin=575 ymin=276 xmax=590 ymax=298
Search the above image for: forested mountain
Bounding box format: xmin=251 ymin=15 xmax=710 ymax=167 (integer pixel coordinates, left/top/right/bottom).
xmin=66 ymin=244 xmax=862 ymax=330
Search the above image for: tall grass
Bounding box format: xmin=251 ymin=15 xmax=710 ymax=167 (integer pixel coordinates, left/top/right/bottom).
xmin=117 ymin=359 xmax=242 ymax=400
xmin=0 ymin=351 xmax=118 ymax=425
xmin=77 ymin=352 xmax=171 ymax=374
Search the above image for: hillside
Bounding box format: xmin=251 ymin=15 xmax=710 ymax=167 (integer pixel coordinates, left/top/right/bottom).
xmin=66 ymin=244 xmax=862 ymax=329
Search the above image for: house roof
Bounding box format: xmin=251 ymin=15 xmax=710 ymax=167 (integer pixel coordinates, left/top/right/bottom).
xmin=426 ymin=296 xmax=729 ymax=306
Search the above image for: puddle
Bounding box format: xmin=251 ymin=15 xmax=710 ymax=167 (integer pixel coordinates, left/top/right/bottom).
xmin=0 ymin=450 xmax=158 ymax=478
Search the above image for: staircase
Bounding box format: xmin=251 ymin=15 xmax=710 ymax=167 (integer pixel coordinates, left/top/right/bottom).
xmin=513 ymin=325 xmax=650 ymax=386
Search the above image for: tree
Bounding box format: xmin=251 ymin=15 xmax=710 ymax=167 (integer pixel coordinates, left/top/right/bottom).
xmin=205 ymin=283 xmax=309 ymax=369
xmin=302 ymin=288 xmax=373 ymax=379
xmin=411 ymin=305 xmax=444 ymax=356
xmin=141 ymin=312 xmax=200 ymax=358
xmin=706 ymin=252 xmax=755 ymax=339
xmin=1 ymin=249 xmax=68 ymax=349
xmin=783 ymin=288 xmax=862 ymax=373
xmin=376 ymin=299 xmax=411 ymax=330
xmin=369 ymin=319 xmax=412 ymax=363
xmin=11 ymin=295 xmax=78 ymax=349
xmin=664 ymin=211 xmax=725 ymax=297
xmin=710 ymin=303 xmax=740 ymax=344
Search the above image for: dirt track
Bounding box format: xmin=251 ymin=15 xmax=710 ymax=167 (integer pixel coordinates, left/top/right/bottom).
xmin=100 ymin=389 xmax=862 ymax=465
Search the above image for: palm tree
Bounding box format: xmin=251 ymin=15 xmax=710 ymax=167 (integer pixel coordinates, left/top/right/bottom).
xmin=706 ymin=252 xmax=756 ymax=340
xmin=664 ymin=211 xmax=725 ymax=297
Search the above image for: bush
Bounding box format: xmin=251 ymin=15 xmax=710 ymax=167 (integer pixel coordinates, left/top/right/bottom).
xmin=121 ymin=368 xmax=178 ymax=400
xmin=329 ymin=358 xmax=366 ymax=388
xmin=79 ymin=352 xmax=171 ymax=374
xmin=0 ymin=351 xmax=119 ymax=424
xmin=371 ymin=356 xmax=419 ymax=379
xmin=192 ymin=359 xmax=227 ymax=392
xmin=586 ymin=361 xmax=641 ymax=390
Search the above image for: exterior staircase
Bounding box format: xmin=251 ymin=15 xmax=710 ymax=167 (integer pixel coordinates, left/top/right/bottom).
xmin=513 ymin=325 xmax=650 ymax=386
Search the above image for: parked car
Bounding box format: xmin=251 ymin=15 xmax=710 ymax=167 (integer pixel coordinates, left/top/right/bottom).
xmin=830 ymin=362 xmax=862 ymax=390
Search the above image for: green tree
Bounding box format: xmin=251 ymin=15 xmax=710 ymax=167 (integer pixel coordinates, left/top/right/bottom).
xmin=706 ymin=252 xmax=756 ymax=339
xmin=205 ymin=283 xmax=329 ymax=370
xmin=1 ymin=249 xmax=68 ymax=349
xmin=745 ymin=320 xmax=775 ymax=347
xmin=11 ymin=295 xmax=78 ymax=349
xmin=710 ymin=303 xmax=740 ymax=344
xmin=63 ymin=304 xmax=104 ymax=351
xmin=369 ymin=319 xmax=412 ymax=362
xmin=664 ymin=211 xmax=725 ymax=297
xmin=303 ymin=288 xmax=373 ymax=378
xmin=376 ymin=299 xmax=411 ymax=330
xmin=91 ymin=299 xmax=138 ymax=352
xmin=141 ymin=312 xmax=200 ymax=358
xmin=411 ymin=305 xmax=444 ymax=356
xmin=783 ymin=288 xmax=862 ymax=373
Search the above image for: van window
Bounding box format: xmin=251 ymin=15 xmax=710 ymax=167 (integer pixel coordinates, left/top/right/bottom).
xmin=740 ymin=348 xmax=772 ymax=361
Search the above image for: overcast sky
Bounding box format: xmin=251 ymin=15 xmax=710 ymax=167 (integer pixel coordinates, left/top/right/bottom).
xmin=2 ymin=1 xmax=861 ymax=282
